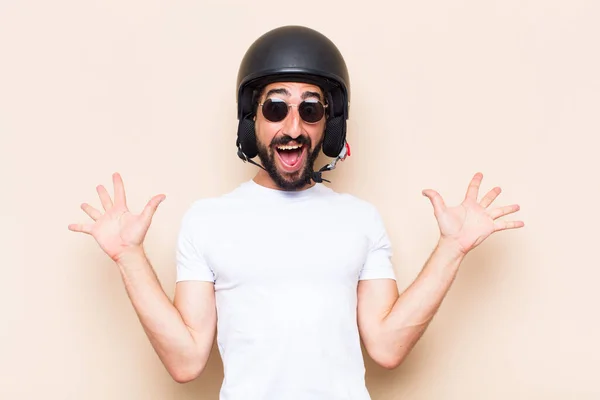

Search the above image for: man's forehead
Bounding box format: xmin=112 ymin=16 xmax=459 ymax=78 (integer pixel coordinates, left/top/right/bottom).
xmin=262 ymin=81 xmax=323 ymax=97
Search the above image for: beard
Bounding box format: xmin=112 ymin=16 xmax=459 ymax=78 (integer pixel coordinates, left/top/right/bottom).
xmin=256 ymin=134 xmax=324 ymax=191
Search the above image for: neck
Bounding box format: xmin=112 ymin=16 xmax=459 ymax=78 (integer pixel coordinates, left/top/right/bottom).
xmin=253 ymin=170 xmax=316 ymax=191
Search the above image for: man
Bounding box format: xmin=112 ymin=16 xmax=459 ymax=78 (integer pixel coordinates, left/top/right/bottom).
xmin=68 ymin=26 xmax=524 ymax=399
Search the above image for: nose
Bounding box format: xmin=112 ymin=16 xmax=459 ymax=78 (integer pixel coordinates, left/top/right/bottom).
xmin=282 ymin=105 xmax=302 ymax=139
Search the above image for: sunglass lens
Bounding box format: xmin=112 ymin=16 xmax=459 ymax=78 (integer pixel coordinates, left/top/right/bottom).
xmin=299 ymin=101 xmax=325 ymax=123
xmin=262 ymin=99 xmax=288 ymax=122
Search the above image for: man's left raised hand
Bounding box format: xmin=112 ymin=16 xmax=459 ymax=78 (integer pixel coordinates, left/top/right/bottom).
xmin=422 ymin=172 xmax=524 ymax=256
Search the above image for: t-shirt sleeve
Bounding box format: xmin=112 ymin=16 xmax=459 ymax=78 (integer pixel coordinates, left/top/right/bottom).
xmin=175 ymin=207 xmax=215 ymax=283
xmin=359 ymin=205 xmax=397 ymax=281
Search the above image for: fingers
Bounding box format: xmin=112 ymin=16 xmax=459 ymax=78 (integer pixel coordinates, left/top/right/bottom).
xmin=96 ymin=172 xmax=128 ymax=210
xmin=480 ymin=187 xmax=502 ymax=208
xmin=491 ymin=203 xmax=524 ymax=231
xmin=96 ymin=184 xmax=113 ymax=211
xmin=81 ymin=202 xmax=102 ymax=221
xmin=489 ymin=204 xmax=520 ymax=220
xmin=112 ymin=172 xmax=127 ymax=207
xmin=69 ymin=203 xmax=102 ymax=234
xmin=422 ymin=189 xmax=446 ymax=216
xmin=465 ymin=172 xmax=484 ymax=201
xmin=67 ymin=223 xmax=93 ymax=234
xmin=494 ymin=220 xmax=525 ymax=232
xmin=141 ymin=194 xmax=166 ymax=222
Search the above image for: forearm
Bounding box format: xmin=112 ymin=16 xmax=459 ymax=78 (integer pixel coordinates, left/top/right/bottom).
xmin=115 ymin=248 xmax=208 ymax=380
xmin=380 ymin=239 xmax=465 ymax=365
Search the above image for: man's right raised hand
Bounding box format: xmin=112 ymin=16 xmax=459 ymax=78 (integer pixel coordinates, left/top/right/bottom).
xmin=68 ymin=172 xmax=166 ymax=262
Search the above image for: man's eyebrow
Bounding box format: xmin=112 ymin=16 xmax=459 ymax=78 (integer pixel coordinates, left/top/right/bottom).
xmin=302 ymin=91 xmax=322 ymax=101
xmin=264 ymin=88 xmax=290 ymax=99
xmin=263 ymin=88 xmax=322 ymax=101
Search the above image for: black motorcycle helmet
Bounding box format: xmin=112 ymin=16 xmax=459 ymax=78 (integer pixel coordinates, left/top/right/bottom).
xmin=235 ymin=25 xmax=351 ymax=162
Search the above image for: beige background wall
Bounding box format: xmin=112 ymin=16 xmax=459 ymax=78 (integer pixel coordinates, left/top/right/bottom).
xmin=1 ymin=0 xmax=599 ymax=399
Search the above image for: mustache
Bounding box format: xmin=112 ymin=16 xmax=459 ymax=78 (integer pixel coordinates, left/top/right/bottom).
xmin=270 ymin=135 xmax=310 ymax=147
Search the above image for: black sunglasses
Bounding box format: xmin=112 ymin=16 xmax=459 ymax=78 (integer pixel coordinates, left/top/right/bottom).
xmin=258 ymin=98 xmax=328 ymax=124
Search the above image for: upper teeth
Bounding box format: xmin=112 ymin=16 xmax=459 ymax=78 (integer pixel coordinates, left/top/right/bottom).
xmin=277 ymin=144 xmax=302 ymax=150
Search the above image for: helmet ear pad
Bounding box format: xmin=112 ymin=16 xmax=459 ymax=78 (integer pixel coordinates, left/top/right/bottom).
xmin=322 ymin=87 xmax=347 ymax=158
xmin=236 ymin=86 xmax=261 ymax=160
xmin=236 ymin=86 xmax=347 ymax=160
xmin=236 ymin=117 xmax=259 ymax=159
xmin=322 ymin=116 xmax=346 ymax=158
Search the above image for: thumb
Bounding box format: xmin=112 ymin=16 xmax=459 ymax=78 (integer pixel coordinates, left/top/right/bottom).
xmin=422 ymin=189 xmax=446 ymax=216
xmin=141 ymin=194 xmax=166 ymax=222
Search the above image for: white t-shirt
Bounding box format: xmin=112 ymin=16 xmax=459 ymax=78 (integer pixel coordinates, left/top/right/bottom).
xmin=175 ymin=179 xmax=396 ymax=400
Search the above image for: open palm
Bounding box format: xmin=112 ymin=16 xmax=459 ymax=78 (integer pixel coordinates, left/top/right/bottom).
xmin=422 ymin=172 xmax=524 ymax=255
xmin=68 ymin=173 xmax=165 ymax=262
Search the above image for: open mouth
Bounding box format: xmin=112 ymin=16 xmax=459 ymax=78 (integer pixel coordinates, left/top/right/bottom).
xmin=275 ymin=143 xmax=306 ymax=172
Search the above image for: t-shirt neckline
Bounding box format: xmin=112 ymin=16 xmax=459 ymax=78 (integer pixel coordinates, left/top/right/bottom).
xmin=244 ymin=179 xmax=325 ymax=200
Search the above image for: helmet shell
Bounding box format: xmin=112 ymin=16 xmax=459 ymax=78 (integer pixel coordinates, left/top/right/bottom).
xmin=236 ymin=25 xmax=350 ymax=119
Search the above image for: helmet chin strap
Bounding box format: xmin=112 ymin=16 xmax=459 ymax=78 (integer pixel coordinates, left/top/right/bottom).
xmin=310 ymin=141 xmax=349 ymax=183
xmin=237 ymin=141 xmax=350 ymax=185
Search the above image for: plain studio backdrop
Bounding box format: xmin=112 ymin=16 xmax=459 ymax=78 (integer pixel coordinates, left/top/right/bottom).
xmin=1 ymin=1 xmax=598 ymax=399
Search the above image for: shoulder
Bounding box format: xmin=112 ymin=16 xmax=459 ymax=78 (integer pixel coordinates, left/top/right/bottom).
xmin=317 ymin=186 xmax=387 ymax=230
xmin=322 ymin=185 xmax=382 ymax=215
xmin=178 ymin=181 xmax=253 ymax=227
